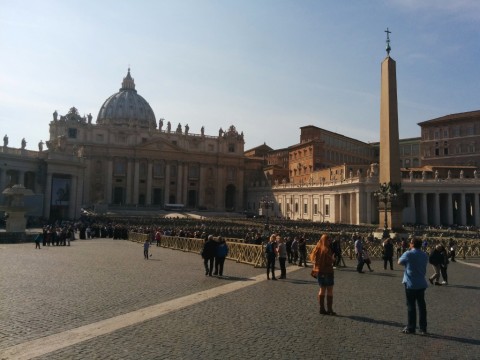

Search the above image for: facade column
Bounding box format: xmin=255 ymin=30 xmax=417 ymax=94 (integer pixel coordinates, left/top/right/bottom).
xmin=421 ymin=193 xmax=428 ymax=225
xmin=126 ymin=160 xmax=133 ymax=204
xmin=133 ymin=161 xmax=139 ymax=205
xmin=447 ymin=193 xmax=453 ymax=225
xmin=44 ymin=173 xmax=53 ymax=219
xmin=69 ymin=175 xmax=77 ymax=220
xmin=146 ymin=162 xmax=152 ymax=205
xmin=460 ymin=192 xmax=467 ymax=226
xmin=18 ymin=170 xmax=25 ymax=185
xmin=176 ymin=162 xmax=183 ymax=204
xmin=164 ymin=163 xmax=170 ymax=205
xmin=106 ymin=160 xmax=113 ymax=203
xmin=216 ymin=166 xmax=225 ymax=210
xmin=433 ymin=192 xmax=440 ymax=226
xmin=236 ymin=169 xmax=244 ymax=212
xmin=76 ymin=169 xmax=84 ymax=219
xmin=0 ymin=168 xmax=6 ymax=190
xmin=198 ymin=165 xmax=205 ymax=208
xmin=474 ymin=193 xmax=480 ymax=227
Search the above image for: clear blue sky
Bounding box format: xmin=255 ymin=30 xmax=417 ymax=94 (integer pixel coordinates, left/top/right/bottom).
xmin=1 ymin=0 xmax=480 ymax=151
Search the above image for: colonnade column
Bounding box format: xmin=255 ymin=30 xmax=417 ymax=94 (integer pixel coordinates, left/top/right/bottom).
xmin=447 ymin=193 xmax=453 ymax=225
xmin=366 ymin=191 xmax=372 ymax=224
xmin=146 ymin=162 xmax=152 ymax=205
xmin=433 ymin=193 xmax=440 ymax=226
xmin=460 ymin=193 xmax=467 ymax=226
xmin=352 ymin=191 xmax=360 ymax=225
xmin=474 ymin=193 xmax=480 ymax=227
xmin=409 ymin=193 xmax=416 ymax=224
xmin=421 ymin=193 xmax=428 ymax=225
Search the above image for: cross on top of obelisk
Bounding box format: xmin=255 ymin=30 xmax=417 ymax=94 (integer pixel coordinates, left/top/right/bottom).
xmin=385 ymin=28 xmax=391 ymax=55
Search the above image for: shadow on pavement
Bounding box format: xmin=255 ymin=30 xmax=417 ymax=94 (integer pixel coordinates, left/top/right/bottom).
xmin=425 ymin=333 xmax=480 ymax=345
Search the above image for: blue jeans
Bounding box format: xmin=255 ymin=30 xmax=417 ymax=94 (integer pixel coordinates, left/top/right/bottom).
xmin=405 ymin=287 xmax=427 ymax=332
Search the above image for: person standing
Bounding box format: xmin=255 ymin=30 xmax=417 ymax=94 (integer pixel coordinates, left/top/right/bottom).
xmin=310 ymin=234 xmax=336 ymax=315
xmin=439 ymin=245 xmax=449 ymax=285
xmin=286 ymin=237 xmax=293 ymax=264
xmin=277 ymin=236 xmax=287 ymax=279
xmin=291 ymin=237 xmax=299 ymax=265
xmin=214 ymin=237 xmax=229 ymax=276
xmin=331 ymin=236 xmax=345 ymax=268
xmin=34 ymin=233 xmax=42 ymax=249
xmin=355 ymin=236 xmax=365 ymax=273
xmin=202 ymin=235 xmax=217 ymax=276
xmin=382 ymin=237 xmax=394 ymax=270
xmin=298 ymin=237 xmax=307 ymax=267
xmin=428 ymin=245 xmax=443 ymax=286
xmin=143 ymin=239 xmax=150 ymax=260
xmin=448 ymin=239 xmax=456 ymax=262
xmin=155 ymin=229 xmax=162 ymax=247
xmin=362 ymin=248 xmax=373 ymax=272
xmin=398 ymin=237 xmax=429 ymax=335
xmin=265 ymin=234 xmax=278 ymax=280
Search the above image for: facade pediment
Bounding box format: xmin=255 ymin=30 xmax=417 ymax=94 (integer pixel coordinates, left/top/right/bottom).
xmin=136 ymin=138 xmax=183 ymax=152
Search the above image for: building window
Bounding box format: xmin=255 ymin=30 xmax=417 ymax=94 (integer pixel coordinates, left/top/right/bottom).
xmin=208 ymin=144 xmax=214 ymax=151
xmin=188 ymin=164 xmax=199 ymax=179
xmin=314 ymin=203 xmax=318 ymax=215
xmin=153 ymin=162 xmax=164 ymax=178
xmin=303 ymin=203 xmax=308 ymax=214
xmin=96 ymin=134 xmax=104 ymax=142
xmin=228 ymin=143 xmax=235 ymax=152
xmin=68 ymin=128 xmax=77 ymax=139
xmin=295 ymin=202 xmax=299 ymax=213
xmin=453 ymin=126 xmax=460 ymax=137
xmin=139 ymin=162 xmax=147 ymax=178
xmin=466 ymin=126 xmax=474 ymax=136
xmin=227 ymin=167 xmax=235 ymax=180
xmin=113 ymin=159 xmax=126 ymax=176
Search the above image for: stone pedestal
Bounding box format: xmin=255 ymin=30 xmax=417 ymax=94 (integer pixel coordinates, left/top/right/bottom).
xmin=1 ymin=184 xmax=34 ymax=234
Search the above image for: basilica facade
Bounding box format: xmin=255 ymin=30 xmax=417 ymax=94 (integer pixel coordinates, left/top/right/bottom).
xmin=1 ymin=70 xmax=253 ymax=221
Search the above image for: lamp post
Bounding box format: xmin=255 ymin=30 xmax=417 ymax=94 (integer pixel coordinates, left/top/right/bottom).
xmin=373 ymin=182 xmax=402 ymax=238
xmin=259 ymin=196 xmax=274 ymax=231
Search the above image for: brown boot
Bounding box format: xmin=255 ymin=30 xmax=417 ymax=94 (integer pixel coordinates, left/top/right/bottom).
xmin=319 ymin=295 xmax=327 ymax=315
xmin=327 ymin=296 xmax=336 ymax=315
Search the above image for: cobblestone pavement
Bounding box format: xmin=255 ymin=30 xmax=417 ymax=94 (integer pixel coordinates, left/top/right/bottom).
xmin=1 ymin=239 xmax=479 ymax=359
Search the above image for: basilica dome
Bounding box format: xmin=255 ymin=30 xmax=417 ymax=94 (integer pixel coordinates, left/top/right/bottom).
xmin=96 ymin=69 xmax=157 ymax=129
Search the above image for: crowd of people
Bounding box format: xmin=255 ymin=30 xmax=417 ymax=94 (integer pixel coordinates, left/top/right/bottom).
xmin=29 ymin=212 xmax=473 ymax=336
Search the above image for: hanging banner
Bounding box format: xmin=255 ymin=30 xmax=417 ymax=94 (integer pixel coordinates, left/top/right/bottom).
xmin=51 ymin=177 xmax=70 ymax=206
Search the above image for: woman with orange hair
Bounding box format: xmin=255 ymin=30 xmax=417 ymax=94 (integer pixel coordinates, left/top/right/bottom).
xmin=310 ymin=234 xmax=336 ymax=315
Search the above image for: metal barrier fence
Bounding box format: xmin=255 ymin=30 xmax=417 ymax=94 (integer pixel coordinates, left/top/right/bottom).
xmin=129 ymin=233 xmax=480 ymax=268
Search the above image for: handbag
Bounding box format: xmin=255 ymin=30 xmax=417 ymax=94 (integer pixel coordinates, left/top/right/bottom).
xmin=310 ymin=270 xmax=318 ymax=279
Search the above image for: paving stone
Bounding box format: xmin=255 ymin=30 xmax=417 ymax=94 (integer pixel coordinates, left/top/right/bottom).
xmin=0 ymin=240 xmax=479 ymax=359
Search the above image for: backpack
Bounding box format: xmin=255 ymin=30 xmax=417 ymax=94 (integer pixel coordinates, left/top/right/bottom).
xmin=265 ymin=242 xmax=273 ymax=254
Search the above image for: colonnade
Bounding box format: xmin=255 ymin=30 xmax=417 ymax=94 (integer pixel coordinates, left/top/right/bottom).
xmin=258 ymin=183 xmax=480 ymax=227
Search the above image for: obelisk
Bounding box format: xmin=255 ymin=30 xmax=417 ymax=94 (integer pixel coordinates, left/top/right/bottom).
xmin=379 ymin=28 xmax=403 ymax=232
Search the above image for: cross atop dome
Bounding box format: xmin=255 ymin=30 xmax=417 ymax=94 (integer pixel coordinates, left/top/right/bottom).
xmin=120 ymin=68 xmax=136 ymax=92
